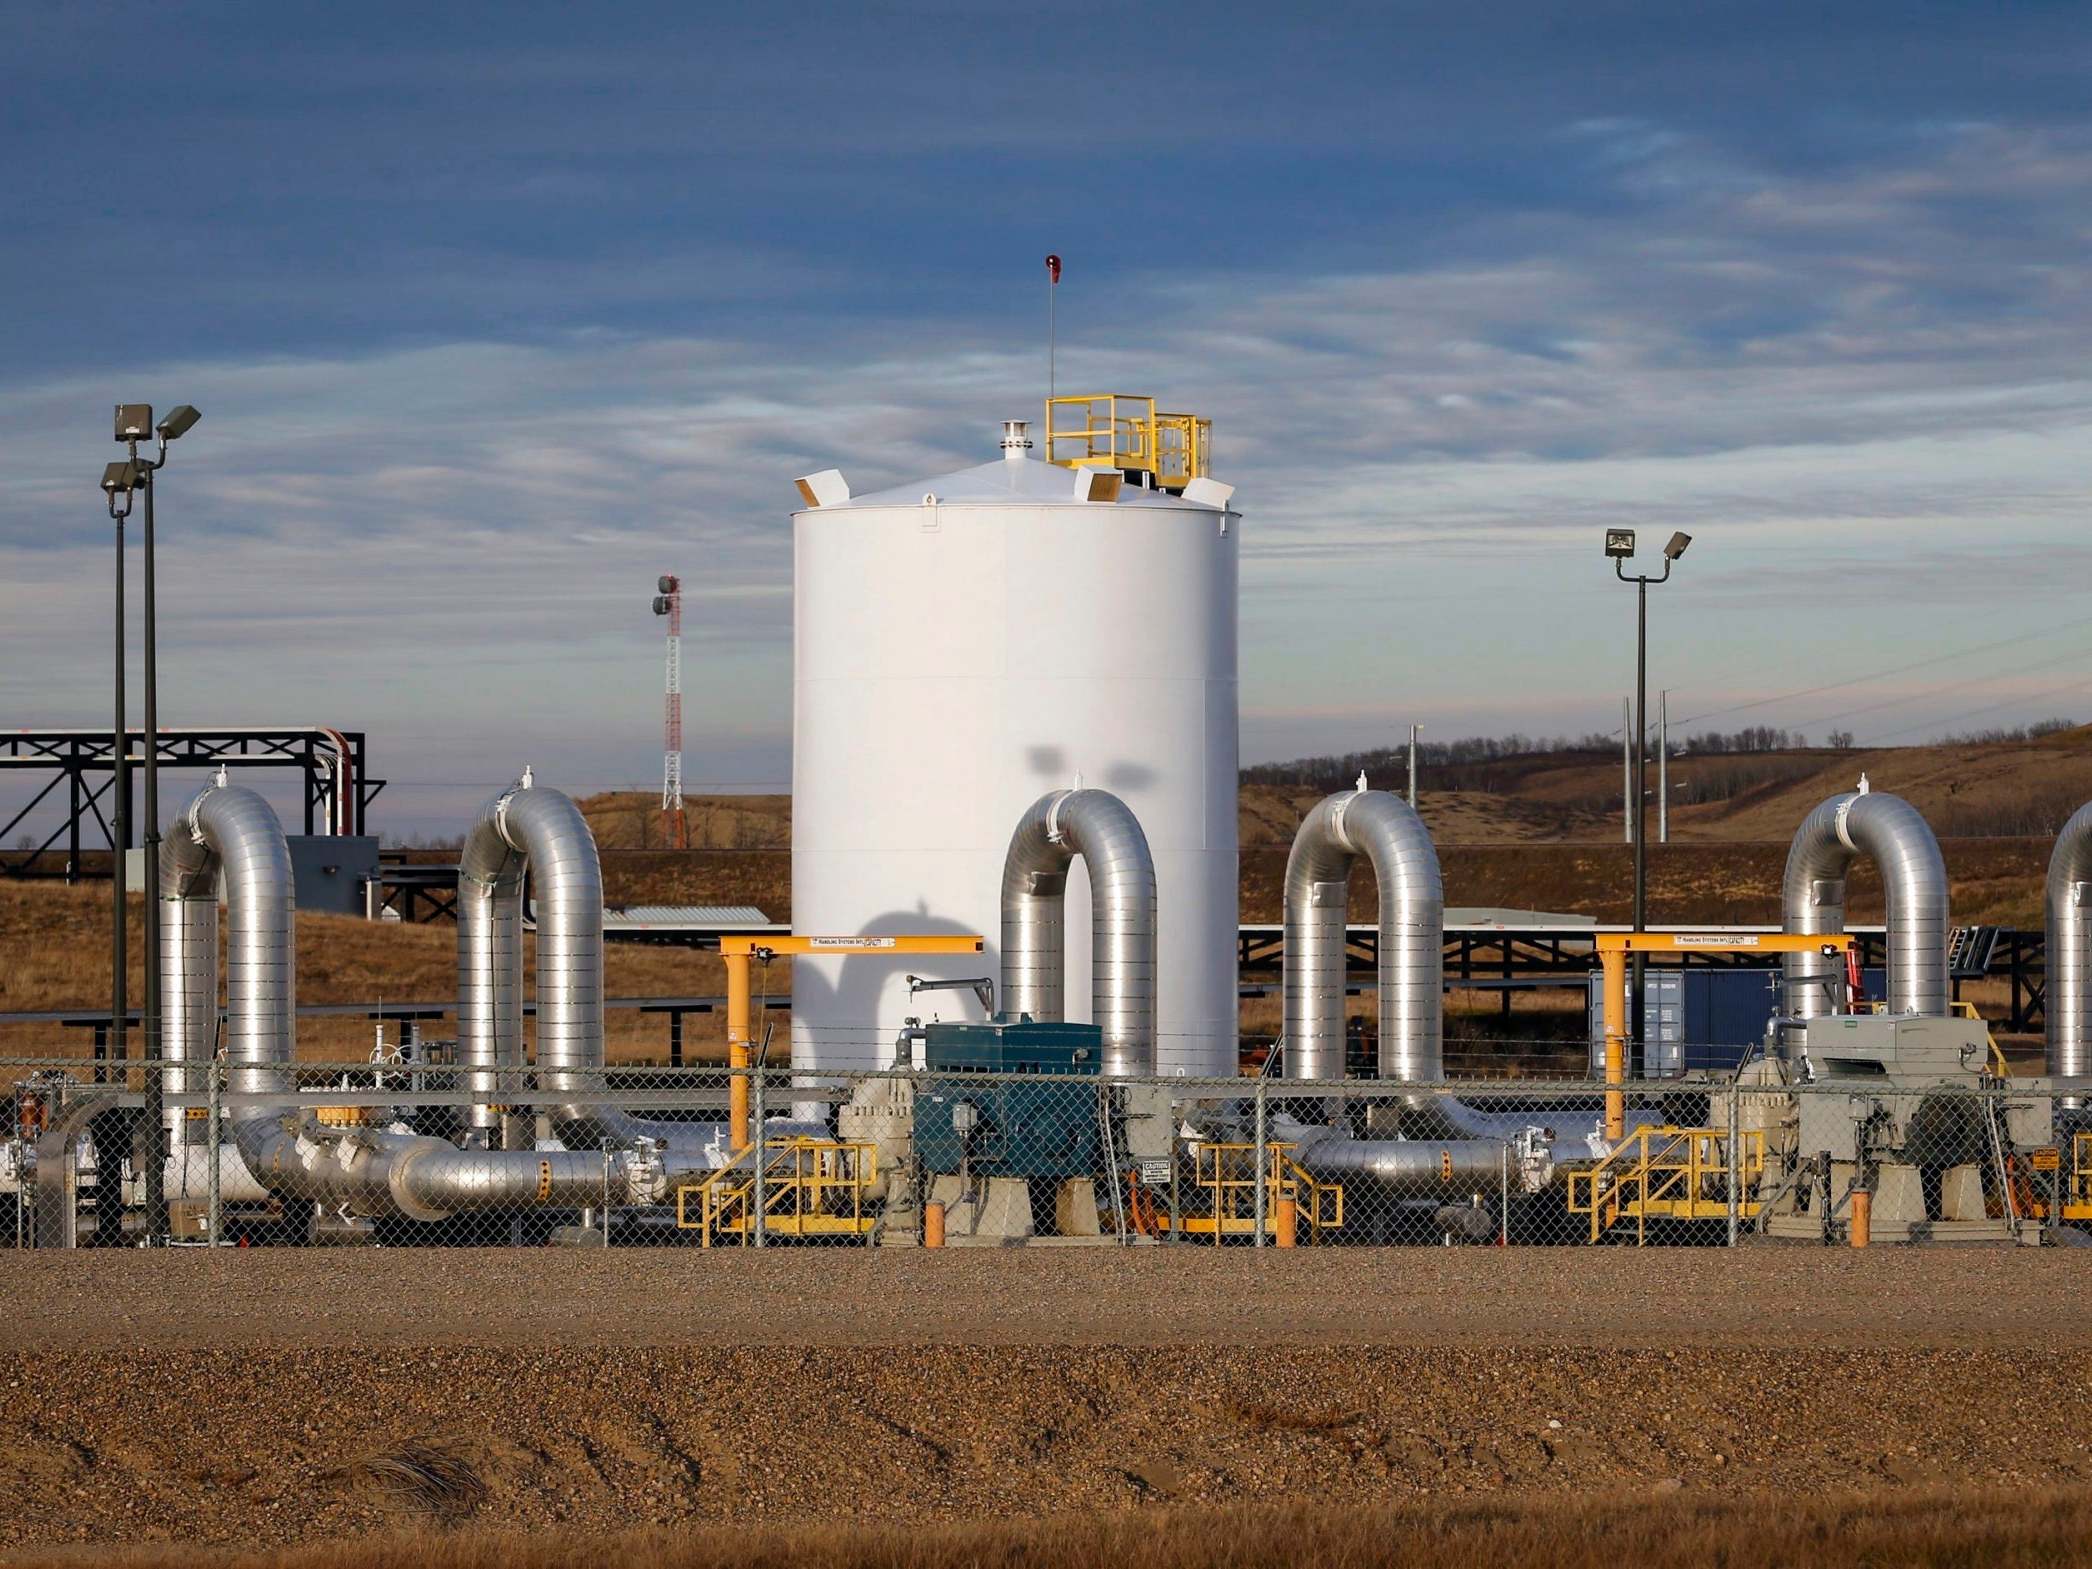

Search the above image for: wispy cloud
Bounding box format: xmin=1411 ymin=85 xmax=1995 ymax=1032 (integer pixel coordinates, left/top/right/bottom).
xmin=4 ymin=32 xmax=2090 ymax=831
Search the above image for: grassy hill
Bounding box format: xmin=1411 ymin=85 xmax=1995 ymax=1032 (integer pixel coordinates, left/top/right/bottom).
xmin=575 ymin=729 xmax=2092 ymax=929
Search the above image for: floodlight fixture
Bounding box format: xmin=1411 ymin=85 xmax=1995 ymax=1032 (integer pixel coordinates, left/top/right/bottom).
xmin=156 ymin=405 xmax=201 ymax=441
xmin=1604 ymin=528 xmax=1636 ymax=559
xmin=101 ymin=459 xmax=140 ymax=496
xmin=115 ymin=404 xmax=153 ymax=443
xmin=1664 ymin=531 xmax=1692 ymax=561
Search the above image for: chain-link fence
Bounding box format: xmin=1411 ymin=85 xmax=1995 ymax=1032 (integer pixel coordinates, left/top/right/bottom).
xmin=4 ymin=1050 xmax=2084 ymax=1251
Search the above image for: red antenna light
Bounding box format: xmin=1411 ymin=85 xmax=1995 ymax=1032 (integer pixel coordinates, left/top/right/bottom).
xmin=1045 ymin=254 xmax=1062 ymax=403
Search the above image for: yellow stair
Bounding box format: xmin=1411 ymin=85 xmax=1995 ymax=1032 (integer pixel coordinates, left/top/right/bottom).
xmin=676 ymin=1137 xmax=880 ymax=1247
xmin=1566 ymin=1126 xmax=1764 ymax=1245
xmin=1150 ymin=1141 xmax=1345 ymax=1243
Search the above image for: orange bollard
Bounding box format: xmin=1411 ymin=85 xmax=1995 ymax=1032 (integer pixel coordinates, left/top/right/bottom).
xmin=924 ymin=1201 xmax=946 ymax=1250
xmin=1850 ymin=1189 xmax=1871 ymax=1249
xmin=1273 ymin=1196 xmax=1298 ymax=1248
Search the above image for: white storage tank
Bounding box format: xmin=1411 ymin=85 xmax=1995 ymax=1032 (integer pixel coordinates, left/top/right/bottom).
xmin=791 ymin=422 xmax=1240 ymax=1079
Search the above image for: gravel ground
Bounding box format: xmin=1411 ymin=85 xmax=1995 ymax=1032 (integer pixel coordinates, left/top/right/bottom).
xmin=1 ymin=1250 xmax=2088 ymax=1553
xmin=0 ymin=1248 xmax=2084 ymax=1350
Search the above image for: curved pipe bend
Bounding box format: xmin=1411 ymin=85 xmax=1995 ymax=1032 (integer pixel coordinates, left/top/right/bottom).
xmin=1781 ymin=791 xmax=1948 ymax=1021
xmin=158 ymin=784 xmax=298 ymax=1137
xmin=2046 ymin=803 xmax=2092 ymax=1080
xmin=1000 ymin=788 xmax=1157 ymax=1077
xmin=1281 ymin=788 xmax=1442 ymax=1083
xmin=155 ymin=779 xmax=693 ymax=1226
xmin=457 ymin=780 xmax=699 ymax=1150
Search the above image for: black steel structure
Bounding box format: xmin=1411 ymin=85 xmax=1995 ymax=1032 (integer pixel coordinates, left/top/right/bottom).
xmin=0 ymin=728 xmax=381 ymax=881
xmin=1237 ymin=921 xmax=2047 ymax=1028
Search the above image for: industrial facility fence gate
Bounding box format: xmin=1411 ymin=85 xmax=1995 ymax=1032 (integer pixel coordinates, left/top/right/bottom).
xmin=3 ymin=1057 xmax=2076 ymax=1252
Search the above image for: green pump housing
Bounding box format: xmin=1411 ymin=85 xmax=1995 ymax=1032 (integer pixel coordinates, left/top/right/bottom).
xmin=913 ymin=1016 xmax=1105 ymax=1178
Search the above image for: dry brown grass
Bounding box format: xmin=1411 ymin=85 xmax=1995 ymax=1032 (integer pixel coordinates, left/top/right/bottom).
xmin=320 ymin=1441 xmax=489 ymax=1522
xmin=582 ymin=792 xmax=789 ymax=851
xmin=12 ymin=1487 xmax=2091 ymax=1569
xmin=0 ymin=882 xmax=761 ymax=1070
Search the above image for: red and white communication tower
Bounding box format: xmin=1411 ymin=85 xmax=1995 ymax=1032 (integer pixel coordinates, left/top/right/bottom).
xmin=650 ymin=574 xmax=686 ymax=849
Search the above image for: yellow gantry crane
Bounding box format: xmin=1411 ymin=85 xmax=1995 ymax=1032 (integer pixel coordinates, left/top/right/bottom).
xmin=719 ymin=933 xmax=984 ymax=1150
xmin=1593 ymin=931 xmax=1855 ymax=1141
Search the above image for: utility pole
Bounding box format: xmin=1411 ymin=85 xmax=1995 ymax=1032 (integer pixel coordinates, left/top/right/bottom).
xmin=100 ymin=465 xmax=136 ymax=1086
xmin=1605 ymin=528 xmax=1692 ymax=1089
xmin=651 ymin=575 xmax=686 ymax=850
xmin=1658 ymin=690 xmax=1670 ymax=844
xmin=1407 ymin=722 xmax=1421 ymax=808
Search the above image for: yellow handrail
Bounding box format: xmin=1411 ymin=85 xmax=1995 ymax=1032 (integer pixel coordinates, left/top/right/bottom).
xmin=677 ymin=1136 xmax=878 ymax=1247
xmin=1567 ymin=1125 xmax=1765 ymax=1244
xmin=1172 ymin=1142 xmax=1344 ymax=1242
xmin=1044 ymin=394 xmax=1210 ymax=490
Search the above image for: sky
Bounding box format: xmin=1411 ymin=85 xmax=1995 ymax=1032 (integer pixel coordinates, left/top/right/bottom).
xmin=2 ymin=1 xmax=2089 ymax=839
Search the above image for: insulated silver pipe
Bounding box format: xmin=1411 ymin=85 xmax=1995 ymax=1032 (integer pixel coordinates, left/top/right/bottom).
xmin=2046 ymin=802 xmax=2092 ymax=1080
xmin=457 ymin=777 xmax=697 ymax=1149
xmin=231 ymin=1119 xmax=688 ymax=1222
xmin=159 ymin=784 xmax=297 ymax=1113
xmin=1281 ymin=787 xmax=1442 ymax=1082
xmin=158 ymin=840 xmax=218 ymax=1149
xmin=146 ymin=780 xmax=696 ymax=1227
xmin=1295 ymin=1135 xmax=1507 ymax=1189
xmin=1782 ymin=790 xmax=1949 ymax=1020
xmin=1000 ymin=788 xmax=1157 ymax=1076
xmin=456 ymin=791 xmax=527 ymax=1137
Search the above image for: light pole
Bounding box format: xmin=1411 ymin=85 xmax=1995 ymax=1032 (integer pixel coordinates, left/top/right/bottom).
xmin=99 ymin=461 xmax=141 ymax=1095
xmin=115 ymin=402 xmax=201 ymax=1245
xmin=1604 ymin=528 xmax=1691 ymax=1082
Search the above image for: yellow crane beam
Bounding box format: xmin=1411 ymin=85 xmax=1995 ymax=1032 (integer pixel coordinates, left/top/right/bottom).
xmin=1594 ymin=931 xmax=1854 ymax=1142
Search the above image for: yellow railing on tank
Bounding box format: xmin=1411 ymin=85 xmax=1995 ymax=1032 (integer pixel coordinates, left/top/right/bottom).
xmin=1045 ymin=395 xmax=1210 ymax=491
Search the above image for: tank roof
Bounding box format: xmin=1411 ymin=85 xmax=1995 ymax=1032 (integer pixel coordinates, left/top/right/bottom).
xmin=815 ymin=456 xmax=1229 ymax=512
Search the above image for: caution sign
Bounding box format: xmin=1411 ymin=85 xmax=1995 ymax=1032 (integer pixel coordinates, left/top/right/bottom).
xmin=2033 ymin=1146 xmax=2062 ymax=1173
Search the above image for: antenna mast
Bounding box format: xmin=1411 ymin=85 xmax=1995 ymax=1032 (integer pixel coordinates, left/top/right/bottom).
xmin=651 ymin=574 xmax=686 ymax=849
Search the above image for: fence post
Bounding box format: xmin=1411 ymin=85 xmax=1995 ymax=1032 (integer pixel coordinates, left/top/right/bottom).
xmin=1725 ymin=1079 xmax=1741 ymax=1248
xmin=1498 ymin=1136 xmax=1509 ymax=1246
xmin=601 ymin=1142 xmax=612 ymax=1247
xmin=751 ymin=1063 xmax=767 ymax=1250
xmin=1253 ymin=1079 xmax=1268 ymax=1249
xmin=1168 ymin=1097 xmax=1182 ymax=1246
xmin=206 ymin=1057 xmax=223 ymax=1248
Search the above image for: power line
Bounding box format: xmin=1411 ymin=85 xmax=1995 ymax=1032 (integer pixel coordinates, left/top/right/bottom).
xmin=1861 ymin=676 xmax=2092 ymax=745
xmin=1670 ymin=611 xmax=2092 ymax=729
xmin=1786 ymin=639 xmax=2092 ymax=734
